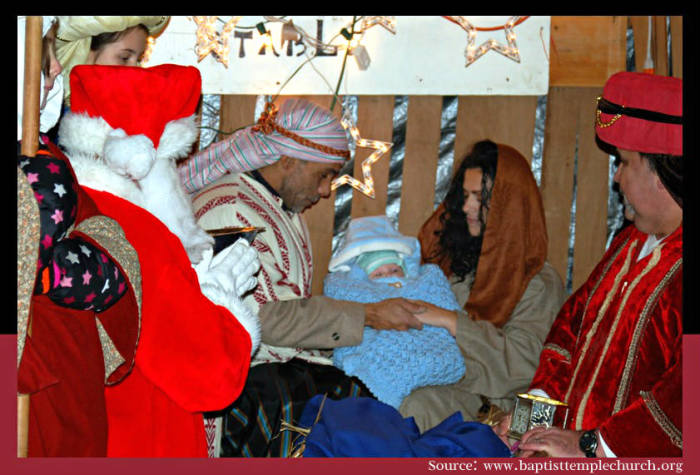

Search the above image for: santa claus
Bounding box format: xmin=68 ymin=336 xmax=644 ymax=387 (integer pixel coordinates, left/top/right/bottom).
xmin=56 ymin=63 xmax=260 ymax=456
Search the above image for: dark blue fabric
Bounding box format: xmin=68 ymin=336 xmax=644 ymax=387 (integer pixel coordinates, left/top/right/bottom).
xmin=297 ymin=396 xmax=511 ymax=458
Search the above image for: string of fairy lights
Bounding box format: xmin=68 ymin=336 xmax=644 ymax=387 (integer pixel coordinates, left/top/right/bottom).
xmin=143 ymin=16 xmax=529 ymax=197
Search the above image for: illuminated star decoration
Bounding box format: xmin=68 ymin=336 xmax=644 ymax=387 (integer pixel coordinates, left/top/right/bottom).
xmin=331 ymin=114 xmax=392 ymax=198
xmin=447 ymin=16 xmax=522 ymax=67
xmin=192 ymin=16 xmax=242 ymax=67
xmin=358 ymin=16 xmax=397 ymax=34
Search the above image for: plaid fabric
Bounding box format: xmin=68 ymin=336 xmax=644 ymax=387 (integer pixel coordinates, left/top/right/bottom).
xmin=179 ymin=98 xmax=349 ymax=193
xmin=213 ymin=358 xmax=373 ymax=457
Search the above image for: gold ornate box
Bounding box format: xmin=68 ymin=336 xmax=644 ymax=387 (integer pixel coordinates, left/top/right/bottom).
xmin=508 ymin=393 xmax=568 ymax=440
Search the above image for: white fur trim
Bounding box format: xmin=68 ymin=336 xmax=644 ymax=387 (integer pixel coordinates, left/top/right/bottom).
xmin=157 ymin=115 xmax=199 ymax=161
xmin=58 ymin=112 xmax=114 ymax=157
xmin=103 ymin=130 xmax=157 ymax=180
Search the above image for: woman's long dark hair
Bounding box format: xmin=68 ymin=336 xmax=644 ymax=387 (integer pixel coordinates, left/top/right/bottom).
xmin=435 ymin=140 xmax=498 ymax=281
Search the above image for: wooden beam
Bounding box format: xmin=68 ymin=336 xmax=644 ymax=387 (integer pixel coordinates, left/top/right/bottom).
xmin=219 ymin=95 xmax=258 ymax=140
xmin=540 ymin=87 xmax=578 ymax=286
xmin=19 ymin=16 xmax=43 ymax=458
xmin=454 ymin=95 xmax=538 ymax=172
xmin=397 ymin=96 xmax=442 ymax=237
xmin=653 ymin=16 xmax=669 ymax=76
xmin=549 ymin=16 xmax=627 ymax=87
xmin=20 ymin=16 xmax=42 ymax=157
xmin=670 ymin=16 xmax=682 ymax=78
xmin=350 ymin=96 xmax=394 ymax=219
xmin=572 ymin=87 xmax=609 ymax=290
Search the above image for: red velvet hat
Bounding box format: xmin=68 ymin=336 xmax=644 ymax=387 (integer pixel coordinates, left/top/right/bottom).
xmin=69 ymin=64 xmax=201 ymax=149
xmin=595 ymin=71 xmax=682 ymax=156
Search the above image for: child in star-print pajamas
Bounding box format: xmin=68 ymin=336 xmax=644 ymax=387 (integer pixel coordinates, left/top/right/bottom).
xmin=18 ymin=145 xmax=126 ymax=309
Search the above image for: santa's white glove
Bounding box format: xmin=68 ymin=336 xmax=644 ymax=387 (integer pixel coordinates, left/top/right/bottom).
xmin=199 ymin=281 xmax=261 ymax=355
xmin=103 ymin=128 xmax=156 ymax=180
xmin=194 ymin=239 xmax=260 ymax=297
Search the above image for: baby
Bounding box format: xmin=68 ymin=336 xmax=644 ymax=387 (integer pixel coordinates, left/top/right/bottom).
xmin=324 ymin=215 xmax=465 ymax=409
xmin=356 ymin=250 xmax=406 ymax=279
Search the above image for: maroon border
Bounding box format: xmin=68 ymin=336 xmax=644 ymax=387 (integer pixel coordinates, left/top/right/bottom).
xmin=3 ymin=334 xmax=699 ymax=474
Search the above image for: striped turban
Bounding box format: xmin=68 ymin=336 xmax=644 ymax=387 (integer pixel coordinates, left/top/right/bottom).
xmin=179 ymin=98 xmax=350 ymax=193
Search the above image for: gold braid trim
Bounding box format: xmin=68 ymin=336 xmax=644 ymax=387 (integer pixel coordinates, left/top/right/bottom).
xmin=574 ymin=238 xmax=630 ymax=349
xmin=575 ymin=243 xmax=659 ymax=430
xmin=641 ymin=390 xmax=682 ymax=449
xmin=252 ymin=102 xmax=350 ymax=160
xmin=595 ymin=96 xmax=623 ymax=128
xmin=565 ymin=240 xmax=637 ymax=412
xmin=543 ymin=343 xmax=571 ymax=362
xmin=75 ymin=216 xmax=142 ymax=383
xmin=614 ymin=252 xmax=682 ymax=413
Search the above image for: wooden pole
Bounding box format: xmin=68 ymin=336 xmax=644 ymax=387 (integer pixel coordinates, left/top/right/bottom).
xmin=21 ymin=16 xmax=42 ymax=156
xmin=18 ymin=15 xmax=43 ymax=458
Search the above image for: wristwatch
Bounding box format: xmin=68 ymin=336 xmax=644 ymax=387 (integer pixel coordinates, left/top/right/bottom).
xmin=579 ymin=429 xmax=599 ymax=458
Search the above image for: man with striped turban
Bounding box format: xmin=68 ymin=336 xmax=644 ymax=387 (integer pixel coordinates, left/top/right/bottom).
xmin=181 ymin=98 xmax=426 ymax=457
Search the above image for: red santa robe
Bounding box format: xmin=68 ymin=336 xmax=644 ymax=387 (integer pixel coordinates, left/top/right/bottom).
xmin=85 ymin=186 xmax=252 ymax=457
xmin=529 ymin=223 xmax=682 ymax=457
xmin=18 ymin=144 xmax=141 ymax=456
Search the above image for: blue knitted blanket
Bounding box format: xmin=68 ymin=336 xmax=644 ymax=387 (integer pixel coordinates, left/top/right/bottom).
xmin=325 ymin=262 xmax=466 ymax=409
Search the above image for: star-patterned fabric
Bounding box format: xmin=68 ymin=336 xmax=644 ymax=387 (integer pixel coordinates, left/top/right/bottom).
xmin=18 ymin=147 xmax=126 ymax=312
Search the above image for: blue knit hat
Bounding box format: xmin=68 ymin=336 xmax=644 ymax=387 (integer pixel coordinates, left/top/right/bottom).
xmin=356 ymin=250 xmax=406 ymax=276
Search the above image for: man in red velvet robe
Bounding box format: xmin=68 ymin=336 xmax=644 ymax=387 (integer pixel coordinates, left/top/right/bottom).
xmin=497 ymin=72 xmax=683 ymax=458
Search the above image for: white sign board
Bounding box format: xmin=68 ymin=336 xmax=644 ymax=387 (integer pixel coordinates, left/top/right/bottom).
xmin=146 ymin=16 xmax=550 ymax=96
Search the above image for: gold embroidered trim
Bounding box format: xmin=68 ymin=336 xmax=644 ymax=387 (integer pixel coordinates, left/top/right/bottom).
xmin=641 ymin=390 xmax=682 ymax=449
xmin=543 ymin=343 xmax=571 ymax=362
xmin=575 ymin=242 xmax=658 ymax=429
xmin=76 ymin=216 xmax=142 ymax=383
xmin=95 ymin=319 xmax=125 ymax=380
xmin=565 ymin=240 xmax=637 ymax=414
xmin=574 ymin=238 xmax=630 ymax=349
xmin=614 ymin=253 xmax=682 ymax=413
xmin=17 ymin=167 xmax=41 ymax=368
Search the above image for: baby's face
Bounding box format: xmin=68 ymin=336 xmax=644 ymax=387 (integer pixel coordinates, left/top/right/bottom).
xmin=368 ymin=263 xmax=405 ymax=279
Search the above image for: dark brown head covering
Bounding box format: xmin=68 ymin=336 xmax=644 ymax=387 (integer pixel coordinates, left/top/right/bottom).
xmin=418 ymin=143 xmax=547 ymax=327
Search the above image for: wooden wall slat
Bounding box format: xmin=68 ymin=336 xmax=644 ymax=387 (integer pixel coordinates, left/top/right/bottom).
xmin=631 ymin=15 xmax=671 ymax=76
xmin=670 ymin=16 xmax=682 ymax=78
xmin=549 ymin=16 xmax=627 ymax=87
xmin=397 ymin=96 xmax=443 ymax=237
xmin=630 ymin=16 xmax=682 ymax=76
xmin=350 ymin=96 xmax=395 ymax=219
xmin=218 ymin=95 xmax=257 ymax=140
xmin=453 ymin=96 xmax=538 ymax=174
xmin=571 ymin=87 xmax=608 ymax=290
xmin=653 ymin=16 xmax=669 ymax=76
xmin=540 ymin=87 xmax=578 ymax=285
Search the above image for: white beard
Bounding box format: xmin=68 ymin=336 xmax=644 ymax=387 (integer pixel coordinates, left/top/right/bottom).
xmin=58 ymin=113 xmax=213 ymax=264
